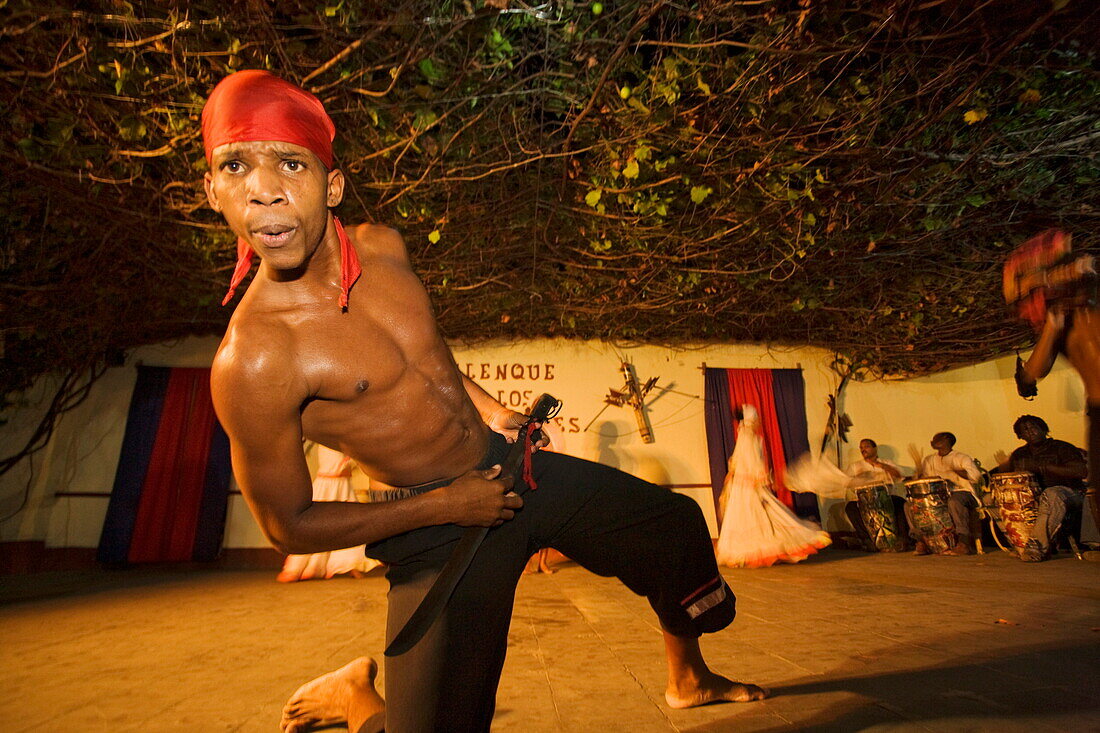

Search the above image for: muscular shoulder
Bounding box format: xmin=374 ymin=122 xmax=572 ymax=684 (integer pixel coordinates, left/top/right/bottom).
xmin=211 ymin=315 xmax=308 ymax=426
xmin=349 ymin=223 xmax=413 ymax=268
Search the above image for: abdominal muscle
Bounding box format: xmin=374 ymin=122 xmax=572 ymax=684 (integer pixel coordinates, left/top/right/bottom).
xmin=300 ymin=367 xmax=490 ymax=488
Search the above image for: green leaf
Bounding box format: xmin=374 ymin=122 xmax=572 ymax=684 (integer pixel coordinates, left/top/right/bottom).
xmin=427 ymin=229 xmax=441 ymax=244
xmin=622 ymin=159 xmax=640 ymax=179
xmin=412 ymin=109 xmax=438 ymax=131
xmin=418 ymin=58 xmax=445 ymax=84
xmin=585 ymin=189 xmax=602 ymax=207
xmin=690 ymin=185 xmax=712 ymax=204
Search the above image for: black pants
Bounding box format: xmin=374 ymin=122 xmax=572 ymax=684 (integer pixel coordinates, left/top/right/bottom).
xmin=366 ymin=434 xmax=735 ymax=733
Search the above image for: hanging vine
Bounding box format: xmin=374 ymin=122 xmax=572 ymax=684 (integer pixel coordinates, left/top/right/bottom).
xmin=1 ymin=0 xmax=1097 ymax=410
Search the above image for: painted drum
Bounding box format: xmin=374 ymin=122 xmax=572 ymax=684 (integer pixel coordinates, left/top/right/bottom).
xmin=989 ymin=471 xmax=1041 ymax=550
xmin=854 ymin=481 xmax=903 ymax=552
xmin=904 ymin=478 xmax=957 ymax=554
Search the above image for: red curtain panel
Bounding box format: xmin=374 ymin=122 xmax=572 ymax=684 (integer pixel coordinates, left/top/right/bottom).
xmin=725 ymin=368 xmax=792 ymax=508
xmin=127 ymin=368 xmax=218 ymax=563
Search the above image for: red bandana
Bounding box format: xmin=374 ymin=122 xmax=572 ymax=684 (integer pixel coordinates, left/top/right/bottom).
xmin=202 ymin=70 xmax=361 ymax=308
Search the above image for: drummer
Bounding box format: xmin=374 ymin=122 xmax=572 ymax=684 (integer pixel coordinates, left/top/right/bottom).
xmin=906 ymin=432 xmax=982 ymax=555
xmin=995 ymin=415 xmax=1090 ymax=562
xmin=844 ymin=439 xmax=911 ymax=551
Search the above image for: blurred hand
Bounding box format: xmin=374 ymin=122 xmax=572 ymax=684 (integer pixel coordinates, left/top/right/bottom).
xmin=1045 ymin=307 xmax=1066 ymax=331
xmin=907 ymin=443 xmax=924 ymax=473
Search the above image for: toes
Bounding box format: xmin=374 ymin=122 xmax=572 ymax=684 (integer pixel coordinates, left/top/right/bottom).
xmin=746 ymin=684 xmax=768 ymax=701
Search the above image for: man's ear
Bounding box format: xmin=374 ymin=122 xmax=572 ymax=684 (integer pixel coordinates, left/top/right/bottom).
xmin=204 ymin=171 xmax=222 ymax=213
xmin=327 ymin=168 xmax=345 ymax=208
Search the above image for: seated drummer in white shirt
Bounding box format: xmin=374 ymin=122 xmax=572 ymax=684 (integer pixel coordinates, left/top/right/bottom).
xmin=843 ymin=439 xmax=911 ymax=551
xmin=905 ymin=431 xmax=982 ymax=556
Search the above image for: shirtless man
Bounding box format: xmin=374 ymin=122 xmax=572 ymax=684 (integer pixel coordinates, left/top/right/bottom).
xmin=1018 ymin=305 xmax=1100 ymax=535
xmin=202 ymin=71 xmax=765 ymax=733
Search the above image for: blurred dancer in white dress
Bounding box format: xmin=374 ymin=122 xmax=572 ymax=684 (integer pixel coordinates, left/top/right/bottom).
xmin=277 ymin=444 xmax=381 ymax=582
xmin=716 ymin=405 xmax=831 ymax=568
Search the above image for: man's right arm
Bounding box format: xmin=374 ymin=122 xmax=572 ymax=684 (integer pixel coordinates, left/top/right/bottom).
xmin=211 ymin=336 xmax=520 ymax=554
xmin=1021 ymin=311 xmax=1066 ymax=386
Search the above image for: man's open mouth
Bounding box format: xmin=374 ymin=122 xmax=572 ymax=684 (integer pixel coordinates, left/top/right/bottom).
xmin=253 ymin=224 xmax=296 ymax=247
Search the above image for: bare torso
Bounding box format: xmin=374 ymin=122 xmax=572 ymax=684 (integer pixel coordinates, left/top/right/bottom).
xmin=216 ymin=223 xmax=488 ymax=487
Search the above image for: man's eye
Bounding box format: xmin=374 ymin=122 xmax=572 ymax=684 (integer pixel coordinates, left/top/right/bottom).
xmin=224 ymin=161 xmax=242 ymax=173
xmin=285 ymin=160 xmax=302 ymax=171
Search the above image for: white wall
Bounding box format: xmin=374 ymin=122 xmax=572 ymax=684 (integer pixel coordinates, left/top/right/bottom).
xmin=0 ymin=337 xmax=1087 ymax=548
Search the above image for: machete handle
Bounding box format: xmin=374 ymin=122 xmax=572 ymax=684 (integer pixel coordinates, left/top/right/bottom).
xmin=527 ymin=393 xmax=561 ymax=423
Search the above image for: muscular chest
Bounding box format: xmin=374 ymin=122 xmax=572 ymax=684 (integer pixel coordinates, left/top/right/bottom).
xmin=296 ymin=264 xmax=449 ymax=407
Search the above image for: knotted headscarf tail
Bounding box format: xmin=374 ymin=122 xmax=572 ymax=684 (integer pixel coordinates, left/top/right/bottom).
xmin=203 ymin=69 xmax=361 ymax=308
xmin=220 ymin=216 xmax=362 ymax=308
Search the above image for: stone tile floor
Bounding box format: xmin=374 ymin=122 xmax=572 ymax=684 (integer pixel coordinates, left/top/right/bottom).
xmin=1 ymin=548 xmax=1097 ymax=732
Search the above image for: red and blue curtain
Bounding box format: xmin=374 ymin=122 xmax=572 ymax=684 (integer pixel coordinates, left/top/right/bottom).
xmin=97 ymin=366 xmax=232 ymax=564
xmin=704 ymin=367 xmax=819 ymax=520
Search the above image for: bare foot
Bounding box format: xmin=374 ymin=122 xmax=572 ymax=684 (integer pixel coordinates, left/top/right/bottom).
xmin=281 ymin=657 xmax=383 ymax=733
xmin=665 ymin=671 xmax=769 ymax=709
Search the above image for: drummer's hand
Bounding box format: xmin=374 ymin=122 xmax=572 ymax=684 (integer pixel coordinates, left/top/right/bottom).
xmin=907 ymin=443 xmax=923 ymax=471
xmin=993 ymin=450 xmax=1010 ymax=468
xmin=1045 ymin=307 xmax=1066 ymax=331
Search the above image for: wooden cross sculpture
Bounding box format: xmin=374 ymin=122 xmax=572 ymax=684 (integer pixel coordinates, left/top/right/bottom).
xmin=603 ymin=362 xmax=659 ymax=443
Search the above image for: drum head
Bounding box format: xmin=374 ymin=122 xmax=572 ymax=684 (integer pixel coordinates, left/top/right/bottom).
xmin=855 ymin=481 xmax=891 ymax=497
xmin=991 ymin=471 xmax=1038 ymax=489
xmin=904 ymin=477 xmax=949 ymax=497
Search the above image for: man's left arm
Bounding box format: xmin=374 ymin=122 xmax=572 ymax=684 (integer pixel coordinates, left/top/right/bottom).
xmin=955 ymin=454 xmax=981 ymax=483
xmin=1041 ymin=442 xmax=1088 ymax=483
xmin=460 ymin=373 xmax=532 ymax=441
xmin=878 ymin=459 xmax=903 ymax=480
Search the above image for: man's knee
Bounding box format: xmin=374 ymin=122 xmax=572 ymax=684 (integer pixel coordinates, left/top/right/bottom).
xmin=663 ymin=487 xmax=704 ymax=518
xmin=1038 ymin=486 xmax=1073 ymax=512
xmin=948 ymin=491 xmax=977 ymax=508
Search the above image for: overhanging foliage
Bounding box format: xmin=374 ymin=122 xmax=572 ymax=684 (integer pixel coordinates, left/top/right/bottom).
xmin=2 ymin=0 xmax=1098 ymax=406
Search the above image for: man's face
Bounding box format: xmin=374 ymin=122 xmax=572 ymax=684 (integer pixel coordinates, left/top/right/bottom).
xmin=931 ymin=436 xmax=951 ymax=456
xmin=1018 ymin=420 xmax=1047 ymax=446
xmin=859 ymin=441 xmax=877 ymax=460
xmin=204 ymin=141 xmax=344 ymax=272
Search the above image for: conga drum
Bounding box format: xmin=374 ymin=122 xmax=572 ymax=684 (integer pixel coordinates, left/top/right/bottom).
xmin=989 ymin=472 xmax=1041 ymax=550
xmin=904 ymin=478 xmax=957 ymax=553
xmin=855 ymin=481 xmax=903 ymax=552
